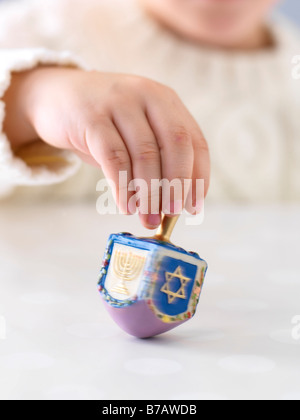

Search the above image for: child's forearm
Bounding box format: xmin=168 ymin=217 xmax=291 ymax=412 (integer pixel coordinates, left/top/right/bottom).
xmin=3 ymin=69 xmax=40 ymax=149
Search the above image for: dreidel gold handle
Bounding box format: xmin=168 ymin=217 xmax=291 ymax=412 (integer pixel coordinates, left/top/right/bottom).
xmin=154 ymin=215 xmax=180 ymax=243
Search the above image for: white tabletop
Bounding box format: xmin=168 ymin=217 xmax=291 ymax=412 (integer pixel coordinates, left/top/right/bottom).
xmin=0 ymin=202 xmax=299 ymax=400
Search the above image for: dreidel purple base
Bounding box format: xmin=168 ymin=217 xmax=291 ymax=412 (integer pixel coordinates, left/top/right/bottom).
xmin=98 ymin=216 xmax=208 ymax=338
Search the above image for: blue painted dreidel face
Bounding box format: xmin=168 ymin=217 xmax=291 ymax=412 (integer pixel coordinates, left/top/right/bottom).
xmin=152 ymin=256 xmax=200 ymax=319
xmin=98 ymin=216 xmax=208 ymax=338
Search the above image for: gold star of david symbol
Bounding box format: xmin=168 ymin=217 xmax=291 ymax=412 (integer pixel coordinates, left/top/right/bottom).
xmin=161 ymin=266 xmax=191 ymax=304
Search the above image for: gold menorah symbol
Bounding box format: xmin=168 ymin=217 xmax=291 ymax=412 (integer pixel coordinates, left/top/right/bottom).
xmin=111 ymin=250 xmax=146 ymax=296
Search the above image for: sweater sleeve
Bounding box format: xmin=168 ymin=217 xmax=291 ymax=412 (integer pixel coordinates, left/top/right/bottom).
xmin=0 ymin=0 xmax=85 ymax=198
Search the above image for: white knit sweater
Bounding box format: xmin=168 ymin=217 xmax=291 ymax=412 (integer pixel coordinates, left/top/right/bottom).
xmin=0 ymin=0 xmax=299 ymax=202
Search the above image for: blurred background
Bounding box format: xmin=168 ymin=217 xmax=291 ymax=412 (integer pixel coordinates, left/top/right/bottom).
xmin=277 ymin=0 xmax=300 ymax=25
xmin=0 ymin=0 xmax=299 ymax=26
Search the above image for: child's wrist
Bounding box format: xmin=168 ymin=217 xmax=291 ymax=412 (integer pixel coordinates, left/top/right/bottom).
xmin=3 ymin=67 xmax=50 ymax=149
xmin=3 ymin=66 xmax=79 ymax=150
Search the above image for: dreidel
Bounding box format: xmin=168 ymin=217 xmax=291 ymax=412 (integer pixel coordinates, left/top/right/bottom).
xmin=98 ymin=215 xmax=208 ymax=338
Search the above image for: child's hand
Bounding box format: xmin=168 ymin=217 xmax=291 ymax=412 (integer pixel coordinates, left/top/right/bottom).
xmin=4 ymin=67 xmax=210 ymax=228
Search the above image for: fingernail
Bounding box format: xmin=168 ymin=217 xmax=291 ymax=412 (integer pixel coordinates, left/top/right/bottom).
xmin=194 ymin=200 xmax=204 ymax=214
xmin=147 ymin=214 xmax=161 ymax=227
xmin=128 ymin=200 xmax=137 ymax=215
xmin=169 ymin=200 xmax=183 ymax=215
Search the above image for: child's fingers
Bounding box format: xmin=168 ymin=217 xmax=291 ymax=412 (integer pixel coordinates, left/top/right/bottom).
xmin=112 ymin=107 xmax=162 ymax=229
xmin=193 ymin=133 xmax=210 ymax=198
xmin=145 ymin=92 xmax=194 ymax=215
xmin=74 ymin=151 xmax=100 ymax=167
xmin=185 ymin=132 xmax=210 ymax=215
xmin=85 ymin=118 xmax=133 ymax=214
